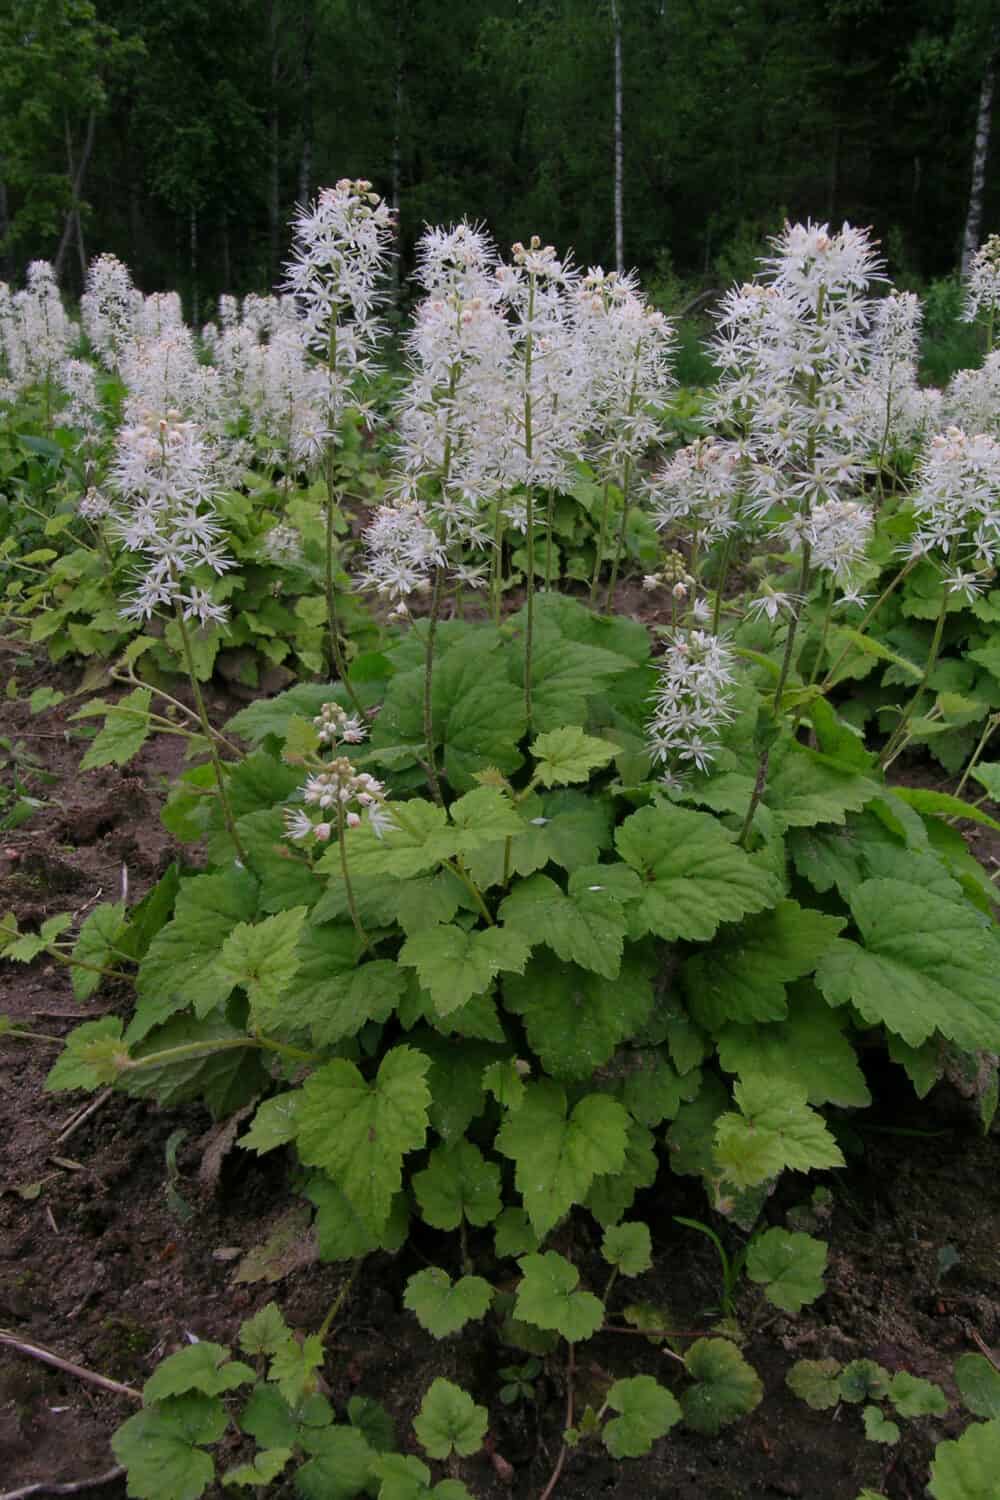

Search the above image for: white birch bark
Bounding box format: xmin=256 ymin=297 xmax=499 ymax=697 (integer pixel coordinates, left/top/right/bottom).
xmin=962 ymin=40 xmax=997 ymax=278
xmin=611 ymin=0 xmax=623 ymax=275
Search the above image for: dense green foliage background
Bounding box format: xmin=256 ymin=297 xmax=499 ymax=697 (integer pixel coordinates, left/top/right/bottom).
xmin=1 ymin=0 xmax=998 ymax=311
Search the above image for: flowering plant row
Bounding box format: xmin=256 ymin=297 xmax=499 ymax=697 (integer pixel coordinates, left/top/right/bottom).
xmin=3 ymin=202 xmax=1000 ymax=1498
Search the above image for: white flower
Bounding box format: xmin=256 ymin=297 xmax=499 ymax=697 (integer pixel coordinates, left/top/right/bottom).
xmin=963 ymin=234 xmax=1000 ymax=323
xmin=648 ymin=628 xmax=737 ymax=775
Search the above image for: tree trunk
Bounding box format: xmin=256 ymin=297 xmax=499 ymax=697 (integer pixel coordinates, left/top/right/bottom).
xmin=827 ymin=120 xmax=841 ymax=222
xmin=611 ymin=0 xmax=624 ymax=275
xmin=222 ymin=213 xmax=232 ymax=292
xmin=390 ymin=0 xmax=405 ymax=306
xmin=190 ymin=205 xmax=199 ymax=325
xmin=0 ymin=171 xmax=9 ymax=280
xmin=961 ymin=36 xmax=997 ymax=277
xmin=54 ymin=110 xmax=96 ymax=285
xmin=267 ymin=0 xmax=281 ymax=284
xmin=298 ymin=0 xmax=314 ymax=204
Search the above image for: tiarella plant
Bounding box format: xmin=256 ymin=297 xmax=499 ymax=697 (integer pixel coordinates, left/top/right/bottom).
xmin=4 ymin=206 xmax=1000 ymax=1500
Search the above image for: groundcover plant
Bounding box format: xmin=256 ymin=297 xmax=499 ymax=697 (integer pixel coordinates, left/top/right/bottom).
xmin=2 ymin=200 xmax=1000 ymax=1499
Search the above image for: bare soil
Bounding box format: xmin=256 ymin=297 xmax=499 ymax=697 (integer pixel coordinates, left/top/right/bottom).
xmin=1 ymin=653 xmax=999 ymax=1500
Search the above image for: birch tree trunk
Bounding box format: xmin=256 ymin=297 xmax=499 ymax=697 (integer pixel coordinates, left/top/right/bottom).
xmin=54 ymin=110 xmax=96 ymax=285
xmin=961 ymin=36 xmax=997 ymax=278
xmin=611 ymin=0 xmax=624 ymax=275
xmin=390 ymin=0 xmax=405 ymax=308
xmin=298 ymin=0 xmax=314 ymax=205
xmin=0 ymin=171 xmax=10 ymax=281
xmin=267 ymin=0 xmax=281 ymax=283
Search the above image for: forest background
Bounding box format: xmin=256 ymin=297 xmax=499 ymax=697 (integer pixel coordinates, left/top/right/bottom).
xmin=1 ymin=0 xmax=998 ymax=336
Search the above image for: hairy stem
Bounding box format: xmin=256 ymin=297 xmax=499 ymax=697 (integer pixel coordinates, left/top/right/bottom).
xmin=172 ymin=601 xmax=246 ymax=863
xmin=422 ymin=567 xmax=445 ymax=805
xmin=337 ymin=801 xmax=370 ymax=950
xmin=317 ymin=1259 xmax=362 ymax=1342
xmin=738 ymin=541 xmax=812 ymax=847
xmin=880 ymin=572 xmax=951 ymax=768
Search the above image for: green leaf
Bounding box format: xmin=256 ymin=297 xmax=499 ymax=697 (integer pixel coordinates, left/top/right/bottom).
xmin=512 ymin=624 xmax=636 ymax=732
xmin=929 ymin=1419 xmax=1000 ymax=1500
xmin=514 ymin=1252 xmax=604 ymax=1342
xmin=888 ymin=1371 xmax=949 ymax=1418
xmin=531 ymin=726 xmax=616 ymax=787
xmin=603 ymin=1375 xmax=681 ymax=1459
xmin=763 ymin=739 xmax=879 ymax=831
xmin=45 ymin=1017 xmax=126 ymax=1092
xmin=144 ymin=1343 xmax=254 ymax=1404
xmin=133 ymin=868 xmax=258 ymax=1034
xmin=601 ymin=1222 xmax=653 ymax=1277
xmin=745 ymin=1228 xmax=827 ymax=1313
xmin=503 ymin=946 xmax=654 ymax=1079
xmin=322 ymin=801 xmax=461 ymax=880
xmin=221 ymin=1448 xmax=293 ymax=1488
xmin=447 ymin=785 xmax=525 ymax=848
xmin=214 ymin=907 xmax=307 ymax=1023
xmin=620 ymin=1053 xmax=702 ymax=1127
xmin=225 ymin=683 xmax=343 ymax=744
xmin=494 ymin=1207 xmax=539 ymax=1258
xmin=790 ymin=810 xmax=910 ymax=899
xmin=890 ymin=785 xmax=1000 ymax=834
xmin=826 ymin=625 xmax=922 ymax=686
xmin=240 ymin=1093 xmax=301 ymax=1154
xmin=972 ymin=761 xmax=1000 ymax=802
xmin=716 ymin=985 xmax=871 ymax=1109
xmin=467 ymin=788 xmax=613 ymax=888
xmin=124 ymin=1012 xmax=267 ymax=1118
xmin=394 ymin=872 xmax=463 ymax=934
xmin=399 ymin=923 xmax=530 ymax=1014
xmin=268 ymin=1333 xmax=324 ymax=1407
xmin=371 ymin=628 xmax=527 ymax=791
xmin=111 ymin=1393 xmax=226 ymax=1500
xmin=237 ymin=1303 xmax=290 ymax=1358
xmin=233 ymin=808 xmax=325 ymax=914
xmin=862 ymin=1405 xmax=900 ymax=1445
xmin=403 ymin=1269 xmax=494 ymax=1338
xmin=483 ymin=1059 xmax=526 ymax=1111
xmin=412 ymin=1378 xmax=488 ymax=1459
xmin=586 ymin=1119 xmax=659 ymax=1227
xmin=295 ymin=927 xmax=403 ymax=1048
xmin=616 ymin=805 xmax=781 ymax=943
xmin=295 ymin=1424 xmax=376 ymax=1500
xmin=496 ymin=1081 xmax=629 ymax=1238
xmin=682 ymin=901 xmax=845 ymax=1030
xmin=70 ymin=902 xmax=127 ymax=1001
xmin=681 ymin=1338 xmax=763 ymax=1434
xmin=414 ymin=1030 xmax=504 ymax=1141
xmin=498 ymin=871 xmax=628 ymax=979
xmin=373 ymin=1452 xmax=474 ymax=1500
xmin=713 ymin=1078 xmax=844 ymax=1189
xmin=955 ymin=1355 xmax=1000 ymax=1419
xmin=412 ymin=1139 xmax=502 ymax=1230
xmin=348 ymin=1394 xmax=396 ymax=1453
xmin=296 ymin=1046 xmax=431 ymax=1233
xmin=79 ymin=687 xmax=152 ymax=770
xmin=117 ymin=865 xmax=182 ymax=964
xmin=786 ymin=1358 xmax=842 ymax=1410
xmin=839 ymin=1360 xmax=891 ymax=1404
xmin=815 ymin=879 xmax=1000 ymax=1050
xmin=306 ymin=1178 xmax=408 ymax=1262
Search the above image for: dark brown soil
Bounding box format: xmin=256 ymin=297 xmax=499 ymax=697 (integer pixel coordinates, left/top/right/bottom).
xmin=1 ymin=652 xmax=999 ymax=1500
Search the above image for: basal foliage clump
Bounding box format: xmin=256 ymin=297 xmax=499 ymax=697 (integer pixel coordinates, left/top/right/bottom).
xmin=4 ymin=209 xmax=1000 ymax=1498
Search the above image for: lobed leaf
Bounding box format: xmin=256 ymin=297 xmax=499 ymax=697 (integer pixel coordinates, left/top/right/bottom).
xmin=514 ymin=1251 xmax=604 ymax=1343
xmin=603 ymin=1375 xmax=681 ymax=1458
xmin=296 ymin=1046 xmax=431 ymax=1233
xmin=616 ymin=804 xmax=782 ymax=943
